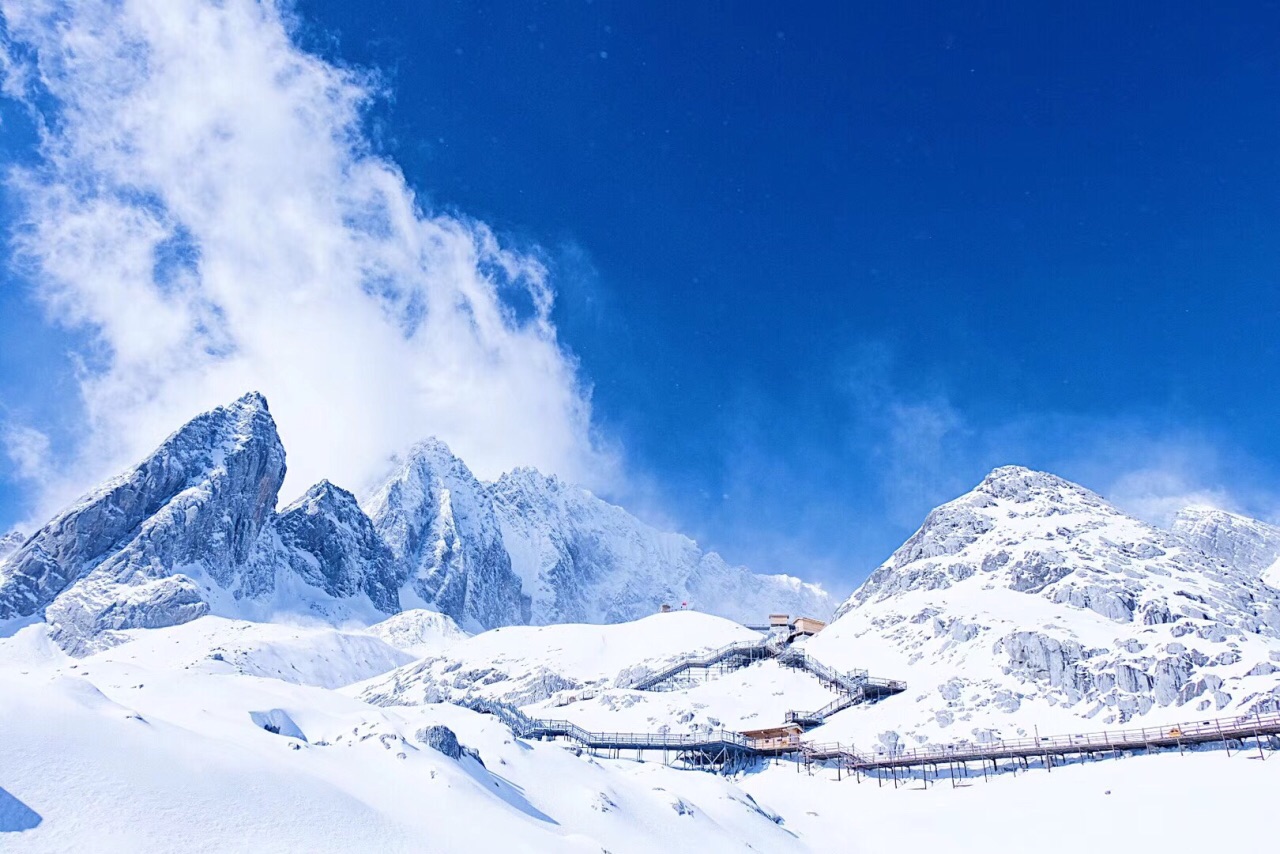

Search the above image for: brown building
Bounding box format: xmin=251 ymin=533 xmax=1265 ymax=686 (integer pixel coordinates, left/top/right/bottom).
xmin=740 ymin=724 xmax=803 ymax=752
xmin=791 ymin=616 xmax=826 ymax=637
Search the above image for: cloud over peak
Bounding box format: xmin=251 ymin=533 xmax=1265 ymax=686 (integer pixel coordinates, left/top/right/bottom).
xmin=1 ymin=0 xmax=616 ymax=517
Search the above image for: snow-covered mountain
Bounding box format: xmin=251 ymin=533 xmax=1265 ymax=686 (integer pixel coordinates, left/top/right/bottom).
xmin=492 ymin=467 xmax=831 ymax=625
xmin=367 ymin=439 xmax=531 ymax=632
xmin=376 ymin=466 xmax=1280 ymax=758
xmin=243 ymin=479 xmax=403 ymax=621
xmin=803 ymin=465 xmax=1280 ymax=751
xmin=1172 ymin=505 xmax=1280 ymax=586
xmin=0 ymin=393 xmax=287 ymax=652
xmin=4 ymin=459 xmax=1279 ymax=852
xmin=0 ymin=393 xmax=829 ymax=653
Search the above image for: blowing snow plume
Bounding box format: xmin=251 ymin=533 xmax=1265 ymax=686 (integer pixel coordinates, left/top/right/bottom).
xmin=0 ymin=0 xmax=615 ymax=518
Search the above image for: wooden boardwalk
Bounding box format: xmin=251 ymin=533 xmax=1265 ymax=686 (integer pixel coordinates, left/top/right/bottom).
xmin=801 ymin=709 xmax=1280 ymax=774
xmin=465 ymin=695 xmax=1280 ymax=777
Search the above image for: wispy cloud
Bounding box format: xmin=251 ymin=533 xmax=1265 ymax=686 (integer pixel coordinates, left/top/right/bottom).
xmin=3 ymin=424 xmax=51 ymax=485
xmin=0 ymin=0 xmax=617 ymax=520
xmin=840 ymin=341 xmax=972 ymax=527
xmin=840 ymin=340 xmax=1280 ymax=540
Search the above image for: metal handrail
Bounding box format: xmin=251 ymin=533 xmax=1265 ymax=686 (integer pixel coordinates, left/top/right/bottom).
xmin=802 ymin=709 xmax=1280 ymax=769
xmin=462 ymin=697 xmax=1280 ymax=773
xmin=620 ymin=634 xmax=907 ymax=725
xmin=463 ymin=696 xmax=754 ymax=751
xmin=621 ymin=638 xmax=773 ymax=690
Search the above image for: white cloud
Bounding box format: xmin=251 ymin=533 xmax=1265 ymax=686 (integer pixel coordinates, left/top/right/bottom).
xmin=4 ymin=424 xmax=52 ymax=483
xmin=1106 ymin=466 xmax=1237 ymax=527
xmin=0 ymin=0 xmax=617 ymax=519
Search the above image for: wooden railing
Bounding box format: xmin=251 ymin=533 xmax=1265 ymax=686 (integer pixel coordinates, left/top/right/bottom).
xmin=801 ymin=709 xmax=1280 ymax=771
xmin=466 ymin=695 xmax=1280 ymax=775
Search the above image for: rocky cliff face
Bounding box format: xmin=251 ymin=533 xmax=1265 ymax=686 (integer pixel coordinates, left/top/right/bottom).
xmin=247 ymin=480 xmax=403 ymax=616
xmin=812 ymin=466 xmax=1280 ymax=748
xmin=1 ymin=393 xmax=285 ymax=651
xmin=0 ymin=395 xmax=406 ymax=652
xmin=1172 ymin=506 xmax=1280 ymax=585
xmin=491 ymin=467 xmax=832 ymax=626
xmin=367 ymin=440 xmax=531 ymax=633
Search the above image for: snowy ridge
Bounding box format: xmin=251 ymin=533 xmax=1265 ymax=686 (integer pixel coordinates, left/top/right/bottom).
xmin=358 ymin=611 xmax=763 ymax=710
xmin=1172 ymin=505 xmax=1280 ymax=587
xmin=492 ymin=467 xmax=832 ymax=626
xmin=365 ymin=609 xmax=470 ymax=658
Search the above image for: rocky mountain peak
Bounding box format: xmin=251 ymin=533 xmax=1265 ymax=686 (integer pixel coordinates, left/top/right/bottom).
xmin=836 ymin=465 xmax=1273 ymax=625
xmin=823 ymin=468 xmax=1280 ymax=733
xmin=491 ymin=464 xmax=832 ymax=625
xmin=0 ymin=393 xmax=287 ymax=640
xmin=294 ymin=479 xmax=356 ymax=513
xmin=368 ymin=437 xmax=529 ymax=633
xmin=253 ymin=478 xmax=402 ymax=617
xmin=975 ymin=465 xmax=1111 ymax=510
xmin=4 ymin=398 xmax=832 ymax=650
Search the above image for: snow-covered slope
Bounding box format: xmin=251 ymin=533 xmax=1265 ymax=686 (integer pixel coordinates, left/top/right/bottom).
xmin=0 ymin=618 xmax=795 ymax=853
xmin=358 ymin=611 xmax=761 ymax=709
xmin=80 ymin=616 xmax=416 ymax=689
xmin=492 ymin=467 xmax=832 ymax=625
xmin=1172 ymin=505 xmax=1280 ymax=587
xmin=802 ymin=466 xmax=1280 ymax=753
xmin=4 ymin=609 xmax=1275 ymax=853
xmin=365 ymin=609 xmax=470 ymax=658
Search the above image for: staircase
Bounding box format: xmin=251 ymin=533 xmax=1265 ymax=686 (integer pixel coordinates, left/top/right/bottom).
xmin=618 ymin=634 xmax=906 ymax=729
xmin=621 ymin=638 xmax=774 ymax=691
xmin=775 ymin=648 xmax=906 ymax=727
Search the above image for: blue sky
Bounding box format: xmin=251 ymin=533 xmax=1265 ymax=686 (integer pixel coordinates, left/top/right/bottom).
xmin=1 ymin=1 xmax=1278 ymax=593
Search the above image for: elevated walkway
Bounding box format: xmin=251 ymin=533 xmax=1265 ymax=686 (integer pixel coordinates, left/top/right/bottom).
xmin=462 ymin=697 xmax=758 ymax=771
xmin=464 ymin=695 xmax=1280 ymax=780
xmin=774 ymin=648 xmax=907 ymax=726
xmin=802 ymin=709 xmax=1280 ymax=773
